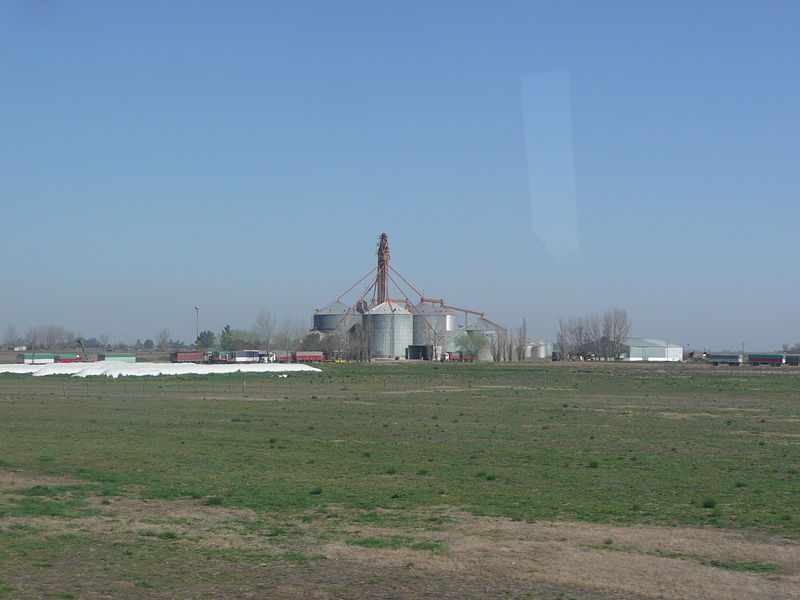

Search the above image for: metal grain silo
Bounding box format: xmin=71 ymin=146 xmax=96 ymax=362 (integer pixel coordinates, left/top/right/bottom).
xmin=530 ymin=341 xmax=553 ymax=360
xmin=411 ymin=302 xmax=456 ymax=346
xmin=364 ymin=301 xmax=413 ymax=359
xmin=464 ymin=317 xmax=506 ymax=361
xmin=313 ymin=300 xmax=355 ymax=334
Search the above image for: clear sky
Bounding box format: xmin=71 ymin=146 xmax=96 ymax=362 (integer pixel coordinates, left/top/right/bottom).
xmin=2 ymin=1 xmax=798 ymax=351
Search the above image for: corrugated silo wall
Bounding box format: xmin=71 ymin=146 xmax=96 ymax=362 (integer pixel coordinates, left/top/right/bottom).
xmin=367 ymin=313 xmax=413 ymax=358
xmin=412 ymin=314 xmax=448 ymax=345
xmin=468 ymin=330 xmax=497 ymax=361
xmin=313 ymin=313 xmax=345 ymax=333
xmin=344 ymin=311 xmax=364 ymax=331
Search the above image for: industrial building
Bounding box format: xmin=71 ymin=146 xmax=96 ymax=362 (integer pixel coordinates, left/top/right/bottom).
xmin=311 ymin=234 xmax=509 ymax=361
xmin=623 ymin=338 xmax=683 ymax=362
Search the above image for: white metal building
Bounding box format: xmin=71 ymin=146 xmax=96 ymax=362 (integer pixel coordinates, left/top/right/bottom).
xmin=624 ymin=337 xmax=683 ymax=362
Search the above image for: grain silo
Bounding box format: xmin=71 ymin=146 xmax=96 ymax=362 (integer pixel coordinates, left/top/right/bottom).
xmin=411 ymin=301 xmax=458 ymax=346
xmin=529 ymin=341 xmax=553 ymax=360
xmin=364 ymin=301 xmax=413 ymax=359
xmin=464 ymin=317 xmax=506 ymax=361
xmin=313 ymin=300 xmax=362 ymax=334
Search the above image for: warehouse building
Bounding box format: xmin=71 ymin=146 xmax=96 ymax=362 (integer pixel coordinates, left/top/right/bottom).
xmin=623 ymin=338 xmax=683 ymax=362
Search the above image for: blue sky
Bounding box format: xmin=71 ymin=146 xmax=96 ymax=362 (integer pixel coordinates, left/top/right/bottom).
xmin=1 ymin=1 xmax=798 ymax=351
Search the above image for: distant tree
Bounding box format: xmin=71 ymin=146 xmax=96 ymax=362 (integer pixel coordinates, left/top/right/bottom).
xmin=253 ymin=309 xmax=276 ymax=353
xmin=490 ymin=329 xmax=510 ymax=362
xmin=515 ymin=318 xmax=528 ymax=361
xmin=25 ymin=327 xmax=39 ymax=351
xmin=157 ymin=328 xmax=170 ymax=350
xmin=602 ymin=308 xmax=631 ymax=361
xmin=344 ymin=323 xmax=370 ymax=362
xmin=219 ymin=325 xmax=259 ymax=351
xmin=455 ymin=333 xmax=489 ymax=361
xmin=195 ymin=330 xmax=216 ymax=349
xmin=298 ymin=332 xmax=323 ymax=351
xmin=143 ymin=339 xmax=155 ymax=349
xmin=3 ymin=325 xmax=18 ymax=348
xmin=98 ymin=333 xmax=110 ymax=349
xmin=274 ymin=318 xmax=306 ymax=352
xmin=556 ymin=318 xmax=572 ymax=360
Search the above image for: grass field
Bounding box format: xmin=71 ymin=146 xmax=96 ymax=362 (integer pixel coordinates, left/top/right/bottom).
xmin=0 ymin=362 xmax=798 ymax=599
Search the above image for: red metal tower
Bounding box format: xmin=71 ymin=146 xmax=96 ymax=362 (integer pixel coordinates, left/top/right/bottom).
xmin=376 ymin=233 xmax=390 ymax=303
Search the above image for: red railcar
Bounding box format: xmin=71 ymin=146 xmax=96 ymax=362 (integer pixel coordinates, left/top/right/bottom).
xmin=170 ymin=351 xmax=207 ymax=363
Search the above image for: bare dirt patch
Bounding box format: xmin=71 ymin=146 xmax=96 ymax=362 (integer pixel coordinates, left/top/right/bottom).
xmin=0 ymin=469 xmax=84 ymax=490
xmin=2 ymin=471 xmax=799 ymax=600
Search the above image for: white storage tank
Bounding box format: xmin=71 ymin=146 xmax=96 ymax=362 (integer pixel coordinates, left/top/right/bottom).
xmin=529 ymin=341 xmax=553 ymax=360
xmin=364 ymin=301 xmax=413 ymax=359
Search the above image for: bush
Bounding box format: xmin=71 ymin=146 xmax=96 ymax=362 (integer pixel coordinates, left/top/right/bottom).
xmin=702 ymin=497 xmax=717 ymax=509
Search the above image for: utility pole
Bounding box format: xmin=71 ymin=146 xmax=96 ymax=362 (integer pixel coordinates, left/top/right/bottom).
xmin=195 ymin=306 xmax=200 ymax=342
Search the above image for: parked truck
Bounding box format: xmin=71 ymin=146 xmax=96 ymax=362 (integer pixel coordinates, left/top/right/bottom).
xmin=747 ymin=353 xmax=786 ymax=366
xmin=170 ymin=350 xmax=208 ymax=363
xmin=706 ymin=353 xmax=743 ymax=366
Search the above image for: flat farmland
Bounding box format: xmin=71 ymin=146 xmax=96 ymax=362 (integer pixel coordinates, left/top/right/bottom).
xmin=0 ymin=363 xmax=798 ymax=599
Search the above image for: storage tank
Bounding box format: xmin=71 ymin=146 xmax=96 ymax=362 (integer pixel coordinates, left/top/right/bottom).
xmin=464 ymin=317 xmax=506 ymax=361
xmin=313 ymin=300 xmax=361 ymax=334
xmin=530 ymin=341 xmax=553 ymax=360
xmin=411 ymin=302 xmax=458 ymax=346
xmin=364 ymin=301 xmax=413 ymax=358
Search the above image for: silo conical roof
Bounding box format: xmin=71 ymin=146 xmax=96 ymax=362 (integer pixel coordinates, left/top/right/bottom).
xmin=411 ymin=301 xmax=456 ymax=317
xmin=316 ymin=300 xmax=349 ymax=314
xmin=365 ymin=301 xmax=411 ymax=315
xmin=464 ymin=317 xmax=504 ymax=331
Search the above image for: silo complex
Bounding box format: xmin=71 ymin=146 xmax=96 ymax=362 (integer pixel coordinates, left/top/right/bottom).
xmin=364 ymin=301 xmax=413 ymax=358
xmin=310 ymin=233 xmax=525 ymax=360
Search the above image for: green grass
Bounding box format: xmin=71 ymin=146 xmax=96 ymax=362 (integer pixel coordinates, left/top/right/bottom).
xmin=0 ymin=362 xmax=798 ymax=534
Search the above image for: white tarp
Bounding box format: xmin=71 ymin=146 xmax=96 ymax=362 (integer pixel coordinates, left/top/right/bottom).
xmin=0 ymin=361 xmax=321 ymax=378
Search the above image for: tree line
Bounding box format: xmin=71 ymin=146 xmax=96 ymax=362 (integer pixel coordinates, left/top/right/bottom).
xmin=556 ymin=308 xmax=631 ymax=360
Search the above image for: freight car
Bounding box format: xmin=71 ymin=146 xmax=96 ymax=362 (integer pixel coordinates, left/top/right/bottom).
xmin=747 ymin=353 xmax=786 ymax=366
xmin=787 ymin=355 xmax=800 ymax=366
